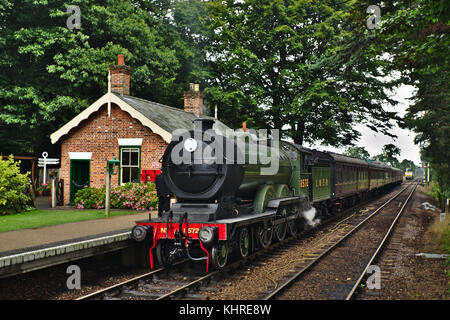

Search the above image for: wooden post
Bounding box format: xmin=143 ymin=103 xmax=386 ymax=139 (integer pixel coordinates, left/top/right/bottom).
xmin=105 ymin=171 xmax=111 ymax=217
xmin=51 ymin=177 xmax=56 ymax=208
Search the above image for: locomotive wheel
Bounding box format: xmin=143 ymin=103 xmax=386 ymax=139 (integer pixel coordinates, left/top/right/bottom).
xmin=238 ymin=227 xmax=250 ymax=258
xmin=288 ymin=207 xmax=301 ymax=236
xmin=256 ymin=221 xmax=273 ymax=249
xmin=275 ymin=184 xmax=291 ymax=198
xmin=274 ymin=208 xmax=287 ymax=242
xmin=288 ymin=217 xmax=300 ymax=236
xmin=211 ymin=241 xmax=229 ymax=270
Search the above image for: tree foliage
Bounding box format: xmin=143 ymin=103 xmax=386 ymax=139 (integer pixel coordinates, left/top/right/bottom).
xmin=203 ymin=0 xmax=398 ymax=146
xmin=373 ymin=143 xmax=401 ymax=168
xmin=398 ymin=159 xmax=417 ymax=173
xmin=344 ymin=146 xmax=371 ymax=161
xmin=0 ymin=0 xmax=193 ymax=155
xmin=377 ymin=0 xmax=449 ymax=205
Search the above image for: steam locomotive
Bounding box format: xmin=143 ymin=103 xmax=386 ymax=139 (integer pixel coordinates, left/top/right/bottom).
xmin=132 ymin=118 xmax=403 ymax=271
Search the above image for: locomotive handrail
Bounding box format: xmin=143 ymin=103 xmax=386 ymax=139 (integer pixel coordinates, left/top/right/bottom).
xmin=174 ymin=171 xmax=223 ymax=175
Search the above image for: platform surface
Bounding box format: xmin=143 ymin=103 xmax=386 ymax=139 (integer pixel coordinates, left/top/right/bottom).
xmin=0 ymin=211 xmax=158 ymax=256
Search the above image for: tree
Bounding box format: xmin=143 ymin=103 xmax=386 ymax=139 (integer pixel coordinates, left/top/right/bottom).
xmin=0 ymin=0 xmax=192 ymax=156
xmin=377 ymin=0 xmax=449 ymax=207
xmin=398 ymin=159 xmax=417 ymax=173
xmin=203 ymin=0 xmax=398 ymax=147
xmin=373 ymin=144 xmax=401 ymax=168
xmin=344 ymin=146 xmax=371 ymax=161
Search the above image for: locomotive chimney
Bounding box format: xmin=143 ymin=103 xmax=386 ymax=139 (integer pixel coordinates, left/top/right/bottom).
xmin=110 ymin=54 xmax=131 ymax=96
xmin=184 ymin=83 xmax=204 ymax=116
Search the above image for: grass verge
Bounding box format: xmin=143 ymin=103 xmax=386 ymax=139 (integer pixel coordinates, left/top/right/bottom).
xmin=0 ymin=209 xmax=139 ymax=233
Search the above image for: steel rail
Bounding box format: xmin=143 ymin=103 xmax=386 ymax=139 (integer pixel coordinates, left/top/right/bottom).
xmin=263 ymin=183 xmax=413 ymax=300
xmin=345 ymin=182 xmax=418 ymax=300
xmin=75 ymin=259 xmax=188 ymax=300
xmin=155 ymin=271 xmax=218 ymax=300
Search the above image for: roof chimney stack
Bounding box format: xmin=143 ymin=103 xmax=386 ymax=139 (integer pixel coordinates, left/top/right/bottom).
xmin=110 ymin=54 xmax=131 ymax=96
xmin=117 ymin=54 xmax=125 ymax=66
xmin=184 ymin=83 xmax=203 ymax=116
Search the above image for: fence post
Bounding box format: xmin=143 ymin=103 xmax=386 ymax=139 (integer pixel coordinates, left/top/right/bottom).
xmin=105 ymin=171 xmax=111 ymax=217
xmin=51 ymin=177 xmax=56 ymax=208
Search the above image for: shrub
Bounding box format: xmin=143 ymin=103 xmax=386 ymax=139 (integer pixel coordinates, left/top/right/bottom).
xmin=74 ymin=186 xmax=105 ymax=209
xmin=0 ymin=156 xmax=31 ymax=214
xmin=74 ymin=183 xmax=158 ymax=210
xmin=111 ymin=182 xmax=158 ymax=210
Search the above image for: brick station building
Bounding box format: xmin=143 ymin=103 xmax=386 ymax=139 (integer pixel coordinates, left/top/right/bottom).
xmin=50 ymin=55 xmax=229 ymax=205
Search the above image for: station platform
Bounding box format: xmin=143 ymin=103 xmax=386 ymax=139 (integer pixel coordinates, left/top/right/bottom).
xmin=0 ymin=210 xmax=157 ymax=279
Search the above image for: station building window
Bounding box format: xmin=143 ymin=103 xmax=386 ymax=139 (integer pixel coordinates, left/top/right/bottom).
xmin=120 ymin=147 xmax=140 ymax=184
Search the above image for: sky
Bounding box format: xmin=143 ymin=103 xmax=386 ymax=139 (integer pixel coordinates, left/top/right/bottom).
xmin=306 ymin=84 xmax=423 ymax=165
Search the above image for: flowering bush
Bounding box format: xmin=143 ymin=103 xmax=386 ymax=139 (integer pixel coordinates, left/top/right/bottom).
xmin=74 ymin=183 xmax=158 ymax=210
xmin=111 ymin=183 xmax=158 ymax=210
xmin=74 ymin=186 xmax=105 ymax=209
xmin=36 ymin=183 xmax=50 ymax=193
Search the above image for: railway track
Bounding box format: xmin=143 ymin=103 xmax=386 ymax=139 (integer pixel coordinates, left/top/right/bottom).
xmin=75 ymin=259 xmax=203 ymax=300
xmin=76 ymin=184 xmax=411 ymax=300
xmin=261 ymin=182 xmax=418 ymax=300
xmin=76 ymin=237 xmax=292 ymax=300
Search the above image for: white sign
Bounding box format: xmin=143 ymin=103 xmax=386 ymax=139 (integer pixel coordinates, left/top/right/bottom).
xmin=38 ymin=159 xmax=59 ymax=165
xmin=39 ymin=152 xmax=60 ymax=184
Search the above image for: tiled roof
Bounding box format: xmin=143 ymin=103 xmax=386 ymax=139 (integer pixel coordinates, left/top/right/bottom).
xmin=115 ymin=93 xmax=230 ymax=135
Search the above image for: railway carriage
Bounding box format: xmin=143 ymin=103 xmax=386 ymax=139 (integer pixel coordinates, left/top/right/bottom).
xmin=131 ymin=118 xmax=402 ymax=271
xmin=329 ymin=153 xmax=369 ymax=208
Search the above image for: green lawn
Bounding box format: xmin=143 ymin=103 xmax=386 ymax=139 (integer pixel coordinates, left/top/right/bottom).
xmin=0 ymin=209 xmax=138 ymax=233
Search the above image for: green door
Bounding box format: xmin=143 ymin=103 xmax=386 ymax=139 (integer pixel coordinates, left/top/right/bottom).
xmin=70 ymin=160 xmax=90 ymax=204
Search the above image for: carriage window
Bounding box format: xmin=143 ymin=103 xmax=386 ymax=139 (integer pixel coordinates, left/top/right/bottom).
xmin=120 ymin=147 xmax=140 ymax=184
